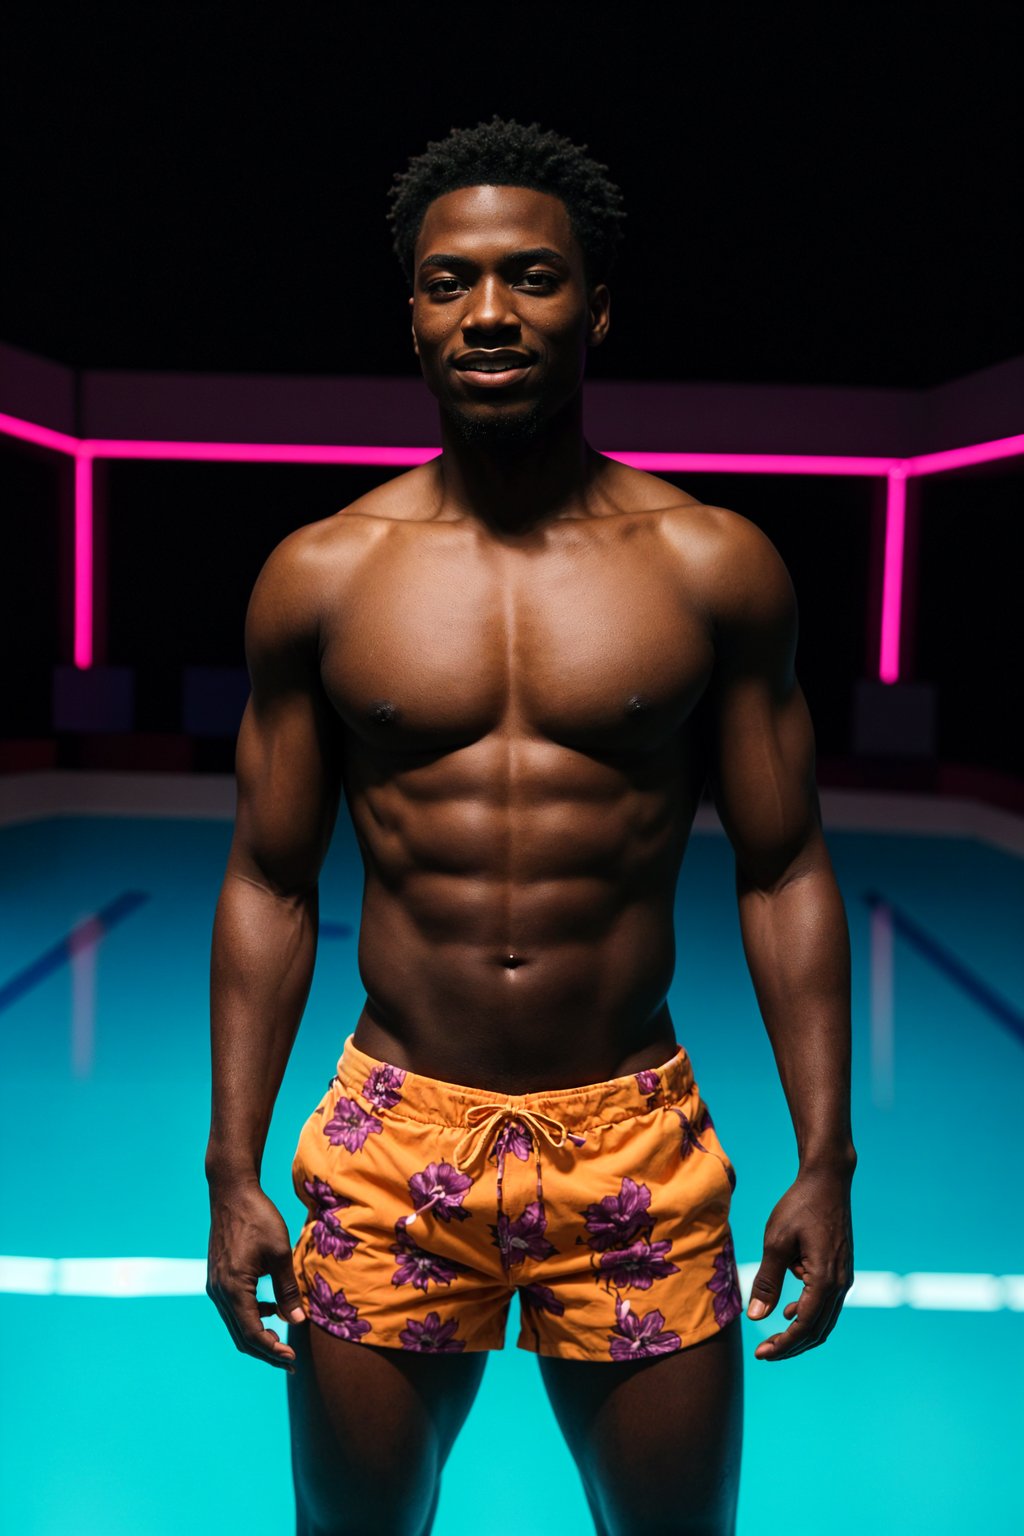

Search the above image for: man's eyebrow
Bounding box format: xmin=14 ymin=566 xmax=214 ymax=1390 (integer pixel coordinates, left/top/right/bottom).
xmin=417 ymin=246 xmax=570 ymax=273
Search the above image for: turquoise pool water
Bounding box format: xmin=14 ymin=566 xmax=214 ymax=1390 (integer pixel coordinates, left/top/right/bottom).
xmin=1 ymin=811 xmax=1021 ymax=1533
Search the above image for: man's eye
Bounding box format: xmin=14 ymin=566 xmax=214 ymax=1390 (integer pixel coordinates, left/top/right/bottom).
xmin=519 ymin=272 xmax=556 ymax=289
xmin=427 ymin=278 xmax=464 ymax=294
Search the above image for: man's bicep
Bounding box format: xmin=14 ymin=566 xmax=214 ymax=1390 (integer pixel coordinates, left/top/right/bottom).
xmin=229 ymin=536 xmax=345 ymax=898
xmin=707 ymin=526 xmax=822 ymax=890
xmin=710 ymin=672 xmax=820 ymax=888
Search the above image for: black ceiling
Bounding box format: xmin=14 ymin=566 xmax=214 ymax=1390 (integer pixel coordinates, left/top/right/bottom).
xmin=2 ymin=2 xmax=1021 ymax=389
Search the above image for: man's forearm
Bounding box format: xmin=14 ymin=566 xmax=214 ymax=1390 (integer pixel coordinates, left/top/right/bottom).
xmin=736 ymin=846 xmax=856 ymax=1170
xmin=205 ymin=871 xmax=319 ymax=1186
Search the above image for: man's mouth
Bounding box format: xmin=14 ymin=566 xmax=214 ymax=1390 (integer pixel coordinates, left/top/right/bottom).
xmin=452 ymin=351 xmax=535 ymax=389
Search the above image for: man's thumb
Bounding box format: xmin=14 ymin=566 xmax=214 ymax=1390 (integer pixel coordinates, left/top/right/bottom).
xmin=271 ymin=1259 xmax=306 ymax=1324
xmin=747 ymin=1256 xmax=785 ymax=1320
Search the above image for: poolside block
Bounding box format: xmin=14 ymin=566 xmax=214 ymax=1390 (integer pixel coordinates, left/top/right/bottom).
xmin=853 ymin=679 xmax=937 ymax=757
xmin=52 ymin=665 xmax=135 ymax=733
xmin=76 ymin=733 xmax=194 ymax=771
xmin=182 ymin=666 xmax=250 ymax=738
xmin=0 ymin=738 xmax=59 ymax=771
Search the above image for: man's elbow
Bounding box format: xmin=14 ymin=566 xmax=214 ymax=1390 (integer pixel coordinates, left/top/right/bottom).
xmin=734 ymin=821 xmax=829 ymax=896
xmin=227 ymin=865 xmax=318 ymax=906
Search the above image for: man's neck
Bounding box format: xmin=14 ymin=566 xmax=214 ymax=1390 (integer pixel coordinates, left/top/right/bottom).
xmin=433 ymin=389 xmax=601 ymax=534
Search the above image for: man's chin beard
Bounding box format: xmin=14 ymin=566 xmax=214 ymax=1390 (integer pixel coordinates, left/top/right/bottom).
xmin=443 ymin=398 xmax=547 ymax=448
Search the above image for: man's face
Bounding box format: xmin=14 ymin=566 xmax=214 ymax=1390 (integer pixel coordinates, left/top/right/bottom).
xmin=409 ymin=184 xmax=610 ymax=445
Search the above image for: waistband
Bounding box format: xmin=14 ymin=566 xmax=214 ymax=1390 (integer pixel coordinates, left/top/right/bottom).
xmin=334 ymin=1032 xmax=695 ymax=1133
xmin=333 ymin=1034 xmax=697 ymax=1253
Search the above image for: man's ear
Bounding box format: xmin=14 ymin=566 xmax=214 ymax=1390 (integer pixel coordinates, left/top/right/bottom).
xmin=587 ymin=283 xmax=611 ymax=348
xmin=409 ymin=294 xmax=419 ymax=355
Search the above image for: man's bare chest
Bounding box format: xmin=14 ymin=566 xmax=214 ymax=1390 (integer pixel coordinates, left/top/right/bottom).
xmin=318 ymin=520 xmax=715 ymax=758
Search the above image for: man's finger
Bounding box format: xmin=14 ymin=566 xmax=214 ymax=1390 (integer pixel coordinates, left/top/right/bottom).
xmin=746 ymin=1251 xmax=788 ymax=1320
xmin=270 ymin=1254 xmax=307 ymax=1325
xmin=754 ymin=1280 xmax=833 ymax=1359
xmin=768 ymin=1291 xmax=842 ymax=1360
xmin=817 ymin=1288 xmax=848 ymax=1346
xmin=221 ymin=1283 xmax=298 ymax=1370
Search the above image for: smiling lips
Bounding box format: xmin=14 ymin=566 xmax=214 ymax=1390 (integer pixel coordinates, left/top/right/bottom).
xmin=452 ymin=350 xmax=534 ymax=389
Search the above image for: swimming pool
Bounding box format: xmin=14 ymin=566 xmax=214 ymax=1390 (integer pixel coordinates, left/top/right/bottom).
xmin=1 ymin=775 xmax=1021 ymax=1533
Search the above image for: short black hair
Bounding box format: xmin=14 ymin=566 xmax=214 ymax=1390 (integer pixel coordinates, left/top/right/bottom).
xmin=387 ymin=116 xmax=626 ymax=289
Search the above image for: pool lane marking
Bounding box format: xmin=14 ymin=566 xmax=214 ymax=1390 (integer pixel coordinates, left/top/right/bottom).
xmin=1 ymin=1256 xmax=1022 ymax=1311
xmin=0 ymin=891 xmax=150 ymax=1014
xmin=863 ymin=891 xmax=1024 ymax=1047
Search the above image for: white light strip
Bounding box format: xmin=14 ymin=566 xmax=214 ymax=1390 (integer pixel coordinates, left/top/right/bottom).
xmin=0 ymin=1256 xmax=207 ymax=1296
xmin=902 ymin=1272 xmax=1006 ymax=1311
xmin=2 ymin=1256 xmax=1022 ymax=1310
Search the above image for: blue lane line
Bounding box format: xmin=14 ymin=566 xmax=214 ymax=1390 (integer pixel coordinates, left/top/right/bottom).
xmin=0 ymin=892 xmax=150 ymax=1014
xmin=863 ymin=890 xmax=1024 ymax=1047
xmin=319 ymin=921 xmax=353 ymax=938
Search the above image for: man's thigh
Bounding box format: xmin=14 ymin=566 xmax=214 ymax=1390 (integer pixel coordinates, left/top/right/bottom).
xmin=287 ymin=1320 xmax=488 ymax=1536
xmin=538 ymin=1314 xmax=744 ymax=1536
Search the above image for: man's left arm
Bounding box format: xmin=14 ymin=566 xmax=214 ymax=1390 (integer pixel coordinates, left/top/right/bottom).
xmin=705 ymin=513 xmax=857 ymax=1362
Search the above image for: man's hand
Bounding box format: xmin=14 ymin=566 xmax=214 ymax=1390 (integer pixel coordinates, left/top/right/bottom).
xmin=746 ymin=1165 xmax=854 ymax=1360
xmin=206 ymin=1176 xmax=307 ymax=1373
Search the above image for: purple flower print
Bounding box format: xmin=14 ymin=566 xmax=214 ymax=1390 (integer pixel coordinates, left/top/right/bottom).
xmin=389 ymin=1225 xmax=465 ymax=1292
xmin=313 ymin=1208 xmax=359 ymax=1261
xmin=490 ymin=1201 xmax=558 ymax=1270
xmin=400 ymin=1311 xmax=466 ymax=1353
xmin=408 ymin=1162 xmax=474 ymax=1223
xmin=598 ymin=1237 xmax=680 ymax=1291
xmin=608 ymin=1298 xmax=682 ymax=1360
xmin=323 ymin=1095 xmax=383 ymax=1153
xmin=519 ymin=1282 xmax=565 ymax=1317
xmin=708 ymin=1236 xmax=743 ymax=1327
xmin=307 ymin=1273 xmax=372 ymax=1342
xmin=362 ymin=1063 xmax=407 ymax=1111
xmin=493 ymin=1118 xmax=533 ymax=1162
xmin=581 ymin=1176 xmax=654 ymax=1251
xmin=302 ymin=1177 xmax=359 ymax=1259
xmin=635 ymin=1068 xmax=660 ymax=1099
xmin=302 ymin=1175 xmax=350 ymax=1211
xmin=669 ymin=1105 xmax=710 ymax=1159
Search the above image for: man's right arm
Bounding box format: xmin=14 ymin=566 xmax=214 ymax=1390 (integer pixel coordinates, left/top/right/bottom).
xmin=205 ymin=528 xmax=345 ymax=1371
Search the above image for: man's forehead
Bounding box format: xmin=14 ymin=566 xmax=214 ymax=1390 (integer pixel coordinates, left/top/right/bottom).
xmin=416 ymin=184 xmax=579 ymax=263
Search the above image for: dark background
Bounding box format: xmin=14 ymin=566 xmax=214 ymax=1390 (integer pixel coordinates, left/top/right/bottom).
xmin=2 ymin=3 xmax=1021 ymax=385
xmin=0 ymin=2 xmax=1021 ymax=786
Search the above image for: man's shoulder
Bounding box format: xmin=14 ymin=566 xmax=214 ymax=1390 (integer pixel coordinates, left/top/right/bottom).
xmin=598 ymin=459 xmax=763 ymax=565
xmin=658 ymin=497 xmax=795 ymax=630
xmin=256 ymin=465 xmax=432 ymax=593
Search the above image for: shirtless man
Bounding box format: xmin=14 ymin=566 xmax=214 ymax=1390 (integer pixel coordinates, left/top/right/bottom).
xmin=205 ymin=118 xmax=856 ymax=1536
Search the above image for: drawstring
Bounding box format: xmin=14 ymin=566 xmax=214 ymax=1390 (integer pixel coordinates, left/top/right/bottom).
xmin=452 ymin=1103 xmax=586 ymax=1258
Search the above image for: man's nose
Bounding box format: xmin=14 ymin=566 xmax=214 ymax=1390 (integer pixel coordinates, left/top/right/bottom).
xmin=463 ymin=274 xmax=518 ymax=334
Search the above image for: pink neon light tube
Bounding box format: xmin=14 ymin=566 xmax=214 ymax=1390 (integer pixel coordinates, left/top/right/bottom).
xmin=74 ymin=454 xmax=94 ymax=670
xmin=0 ymin=409 xmax=79 ymax=456
xmin=879 ymin=470 xmax=906 ymax=685
xmin=903 ymin=431 xmax=1024 ymax=476
xmin=0 ymin=411 xmax=1020 ymax=682
xmin=80 ymin=437 xmax=899 ymax=478
xmin=81 ymin=439 xmax=440 ymax=468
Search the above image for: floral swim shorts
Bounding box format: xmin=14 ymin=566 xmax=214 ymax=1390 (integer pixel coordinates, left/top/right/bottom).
xmin=290 ymin=1033 xmax=742 ymax=1362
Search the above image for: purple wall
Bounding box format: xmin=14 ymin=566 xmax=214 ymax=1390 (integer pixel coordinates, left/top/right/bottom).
xmin=2 ymin=337 xmax=1022 ymax=455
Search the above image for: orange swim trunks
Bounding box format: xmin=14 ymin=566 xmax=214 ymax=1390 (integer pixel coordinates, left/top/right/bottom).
xmin=291 ymin=1034 xmax=742 ymax=1362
